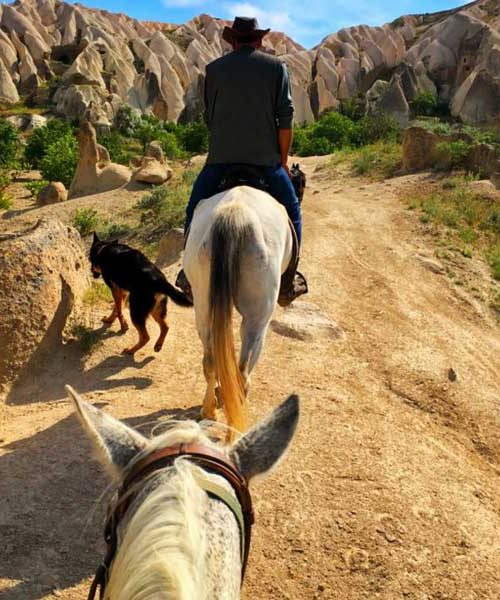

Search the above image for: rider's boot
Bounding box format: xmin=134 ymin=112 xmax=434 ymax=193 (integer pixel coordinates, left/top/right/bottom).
xmin=278 ymin=259 xmax=308 ymax=307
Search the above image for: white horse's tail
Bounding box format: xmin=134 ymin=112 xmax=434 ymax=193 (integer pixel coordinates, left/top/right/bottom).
xmin=209 ymin=204 xmax=250 ymax=435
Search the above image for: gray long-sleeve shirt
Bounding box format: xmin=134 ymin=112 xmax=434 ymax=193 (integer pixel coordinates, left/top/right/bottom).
xmin=204 ymin=46 xmax=294 ymax=166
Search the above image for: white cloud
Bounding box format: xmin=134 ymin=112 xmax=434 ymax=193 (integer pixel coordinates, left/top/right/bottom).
xmin=226 ymin=2 xmax=292 ymax=31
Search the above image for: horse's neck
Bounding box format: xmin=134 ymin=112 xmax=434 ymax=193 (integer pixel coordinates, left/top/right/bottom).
xmin=105 ymin=463 xmax=241 ymax=600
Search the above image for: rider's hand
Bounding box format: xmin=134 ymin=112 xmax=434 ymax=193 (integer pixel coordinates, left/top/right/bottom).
xmin=282 ymin=163 xmax=291 ymax=179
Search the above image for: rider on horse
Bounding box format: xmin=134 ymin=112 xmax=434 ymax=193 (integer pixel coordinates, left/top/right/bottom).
xmin=176 ymin=16 xmax=307 ymax=306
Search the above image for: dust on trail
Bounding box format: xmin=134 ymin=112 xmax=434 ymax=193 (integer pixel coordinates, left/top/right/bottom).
xmin=1 ymin=156 xmax=499 ymax=599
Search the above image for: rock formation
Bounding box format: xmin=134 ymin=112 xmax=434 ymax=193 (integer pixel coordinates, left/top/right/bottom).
xmin=0 ymin=219 xmax=89 ymax=394
xmin=1 ymin=0 xmax=500 ymax=125
xmin=68 ymin=120 xmax=131 ymax=198
xmin=133 ymin=140 xmax=173 ymax=185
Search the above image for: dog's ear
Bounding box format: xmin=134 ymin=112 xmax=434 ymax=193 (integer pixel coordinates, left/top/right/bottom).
xmin=92 ymin=231 xmax=100 ymax=245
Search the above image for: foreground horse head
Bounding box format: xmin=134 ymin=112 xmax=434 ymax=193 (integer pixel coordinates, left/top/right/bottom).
xmin=184 ymin=187 xmax=293 ymax=435
xmin=67 ymin=386 xmax=299 ymax=600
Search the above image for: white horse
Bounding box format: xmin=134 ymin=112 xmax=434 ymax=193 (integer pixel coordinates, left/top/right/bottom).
xmin=67 ymin=386 xmax=299 ymax=600
xmin=183 ymin=186 xmax=293 ymax=433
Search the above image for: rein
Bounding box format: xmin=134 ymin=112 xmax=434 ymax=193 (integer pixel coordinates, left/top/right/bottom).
xmin=88 ymin=443 xmax=254 ymax=600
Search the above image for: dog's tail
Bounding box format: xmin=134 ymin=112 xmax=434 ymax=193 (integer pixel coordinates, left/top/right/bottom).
xmin=209 ymin=204 xmax=252 ymax=437
xmin=159 ymin=279 xmax=193 ymax=307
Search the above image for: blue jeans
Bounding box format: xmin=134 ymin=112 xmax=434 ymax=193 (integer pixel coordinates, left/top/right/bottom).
xmin=185 ymin=164 xmax=302 ymax=247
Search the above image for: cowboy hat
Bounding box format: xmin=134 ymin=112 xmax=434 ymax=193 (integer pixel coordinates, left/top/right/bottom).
xmin=222 ymin=16 xmax=270 ymax=44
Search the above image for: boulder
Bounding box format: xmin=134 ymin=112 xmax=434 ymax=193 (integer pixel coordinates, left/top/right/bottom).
xmin=26 ymin=114 xmax=48 ymax=130
xmin=133 ymin=140 xmax=173 ymax=185
xmin=0 ymin=219 xmax=89 ymax=395
xmin=69 ymin=121 xmax=132 ymax=199
xmin=402 ymin=126 xmax=475 ymax=172
xmin=156 ymin=227 xmax=185 ymax=268
xmin=37 ymin=182 xmax=68 ymax=205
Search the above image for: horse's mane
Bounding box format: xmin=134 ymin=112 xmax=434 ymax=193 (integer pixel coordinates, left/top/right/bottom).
xmin=105 ymin=421 xmax=226 ymax=600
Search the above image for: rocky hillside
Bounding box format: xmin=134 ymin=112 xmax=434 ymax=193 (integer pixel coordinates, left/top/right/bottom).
xmin=1 ymin=0 xmax=500 ymax=127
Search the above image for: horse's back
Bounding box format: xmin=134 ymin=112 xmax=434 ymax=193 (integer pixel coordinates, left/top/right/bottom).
xmin=185 ymin=186 xmax=291 ymax=266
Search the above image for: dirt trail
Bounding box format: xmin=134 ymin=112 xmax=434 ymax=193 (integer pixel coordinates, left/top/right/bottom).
xmin=1 ymin=157 xmax=500 ymax=599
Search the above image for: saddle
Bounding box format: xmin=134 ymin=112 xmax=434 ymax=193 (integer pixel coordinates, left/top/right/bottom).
xmin=218 ymin=163 xmax=307 ymax=205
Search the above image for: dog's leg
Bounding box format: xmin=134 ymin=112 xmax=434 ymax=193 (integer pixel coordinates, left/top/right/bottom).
xmin=103 ymin=285 xmax=129 ymax=332
xmin=151 ymin=296 xmax=169 ymax=352
xmin=122 ymin=293 xmax=153 ymax=355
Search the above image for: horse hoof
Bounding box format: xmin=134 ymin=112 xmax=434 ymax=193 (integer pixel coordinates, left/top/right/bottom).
xmin=120 ymin=325 xmax=129 ymax=333
xmin=154 ymin=343 xmax=162 ymax=352
xmin=122 ymin=347 xmax=135 ymax=355
xmin=102 ymin=317 xmax=113 ymax=324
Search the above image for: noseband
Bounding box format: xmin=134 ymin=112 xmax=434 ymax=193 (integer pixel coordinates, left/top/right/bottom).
xmin=88 ymin=443 xmax=254 ymax=600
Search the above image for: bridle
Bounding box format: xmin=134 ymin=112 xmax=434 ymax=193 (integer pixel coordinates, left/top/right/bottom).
xmin=87 ymin=443 xmax=254 ymax=600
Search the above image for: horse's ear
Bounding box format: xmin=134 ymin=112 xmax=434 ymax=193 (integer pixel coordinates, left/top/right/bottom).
xmin=229 ymin=395 xmax=299 ymax=481
xmin=66 ymin=385 xmax=148 ymax=479
xmin=92 ymin=231 xmax=100 ymax=245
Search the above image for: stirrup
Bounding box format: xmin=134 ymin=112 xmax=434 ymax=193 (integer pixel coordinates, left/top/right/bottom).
xmin=175 ymin=269 xmax=193 ymax=304
xmin=278 ymin=271 xmax=308 ymax=307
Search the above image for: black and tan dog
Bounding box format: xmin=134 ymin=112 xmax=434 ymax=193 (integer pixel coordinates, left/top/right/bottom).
xmin=90 ymin=233 xmax=192 ymax=355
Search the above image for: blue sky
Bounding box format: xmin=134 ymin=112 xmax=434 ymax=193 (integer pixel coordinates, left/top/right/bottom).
xmin=67 ymin=0 xmax=462 ymax=47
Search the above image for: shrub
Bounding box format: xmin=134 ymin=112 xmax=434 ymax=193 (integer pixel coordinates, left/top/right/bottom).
xmin=340 ymin=97 xmax=366 ymax=121
xmin=410 ymin=92 xmax=439 ymax=117
xmin=114 ymin=104 xmax=140 ymax=137
xmin=25 ymin=179 xmax=49 ymax=197
xmin=313 ymin=111 xmax=357 ymax=148
xmin=98 ymin=130 xmax=134 ymax=165
xmin=0 ymin=169 xmax=12 ymax=209
xmin=177 ymin=120 xmax=209 ymax=154
xmin=73 ymin=208 xmax=100 ymax=236
xmin=136 ymin=168 xmax=197 ymax=228
xmin=0 ymin=119 xmax=20 ymax=168
xmin=25 ymin=119 xmax=74 ymax=168
xmin=159 ymin=131 xmax=184 ymax=160
xmin=40 ymin=133 xmax=78 ymax=188
xmin=354 ymin=113 xmax=401 ymax=145
xmin=351 ymin=141 xmax=402 ymax=179
xmin=436 ymin=140 xmax=471 ymax=170
xmin=488 ymin=244 xmax=500 ymax=280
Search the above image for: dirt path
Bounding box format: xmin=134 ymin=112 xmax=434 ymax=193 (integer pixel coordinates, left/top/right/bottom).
xmin=1 ymin=157 xmax=500 ymax=599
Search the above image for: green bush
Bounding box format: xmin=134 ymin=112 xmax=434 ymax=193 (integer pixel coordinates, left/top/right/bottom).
xmin=293 ymin=110 xmax=401 ymax=157
xmin=314 ymin=111 xmax=357 ymax=148
xmin=354 ymin=113 xmax=401 ymax=145
xmin=410 ymin=92 xmax=439 ymax=117
xmin=0 ymin=169 xmax=12 ymax=210
xmin=114 ymin=104 xmax=141 ymax=137
xmin=136 ymin=168 xmax=197 ymax=228
xmin=25 ymin=119 xmax=74 ymax=168
xmin=25 ymin=179 xmax=49 ymax=197
xmin=40 ymin=133 xmax=78 ymax=187
xmin=177 ymin=120 xmax=209 ymax=153
xmin=73 ymin=208 xmax=100 ymax=236
xmin=340 ymin=97 xmax=366 ymax=121
xmin=351 ymin=141 xmax=402 ymax=179
xmin=436 ymin=140 xmax=471 ymax=170
xmin=159 ymin=131 xmax=184 ymax=160
xmin=97 ymin=130 xmax=135 ymax=165
xmin=0 ymin=119 xmax=20 ymax=168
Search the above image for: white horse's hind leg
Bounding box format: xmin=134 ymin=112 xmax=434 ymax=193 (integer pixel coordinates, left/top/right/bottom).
xmin=238 ymin=306 xmax=275 ymax=395
xmin=202 ymin=348 xmax=217 ymax=420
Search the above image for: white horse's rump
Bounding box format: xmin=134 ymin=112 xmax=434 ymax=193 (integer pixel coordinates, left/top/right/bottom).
xmin=184 ymin=186 xmax=292 ymax=433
